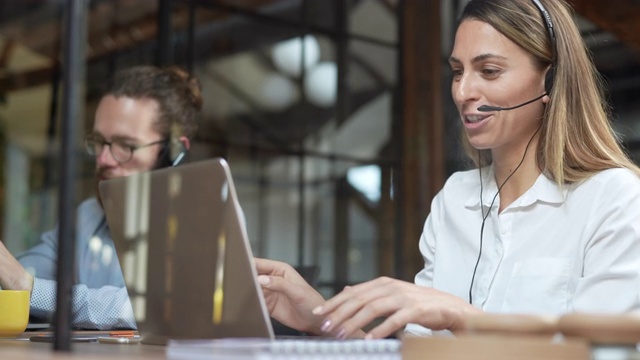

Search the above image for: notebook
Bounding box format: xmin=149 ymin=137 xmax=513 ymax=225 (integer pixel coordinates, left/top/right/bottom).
xmin=99 ymin=158 xmax=274 ymax=345
xmin=166 ymin=338 xmax=401 ymax=359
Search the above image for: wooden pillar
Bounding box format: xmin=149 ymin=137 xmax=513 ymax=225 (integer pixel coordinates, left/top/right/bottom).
xmin=396 ymin=0 xmax=446 ymax=280
xmin=55 ymin=0 xmax=87 ymax=350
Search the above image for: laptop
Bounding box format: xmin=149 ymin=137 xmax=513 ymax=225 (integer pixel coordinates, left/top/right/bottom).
xmin=99 ymin=158 xmax=275 ymax=345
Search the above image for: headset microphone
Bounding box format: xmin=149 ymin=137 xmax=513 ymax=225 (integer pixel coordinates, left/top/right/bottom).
xmin=477 ymin=93 xmax=546 ymax=112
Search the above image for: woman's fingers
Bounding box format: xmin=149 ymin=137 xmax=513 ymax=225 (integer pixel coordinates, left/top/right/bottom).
xmin=315 ymin=277 xmax=405 ymax=337
xmin=331 ymin=295 xmax=401 ymax=339
xmin=315 ymin=277 xmax=396 ymax=316
xmin=255 ymin=257 xmax=291 ymax=277
xmin=255 ymin=257 xmax=308 ymax=286
xmin=312 ymin=278 xmax=476 ymax=338
xmin=256 ymin=266 xmax=475 ymax=338
xmin=364 ymin=308 xmax=415 ymax=339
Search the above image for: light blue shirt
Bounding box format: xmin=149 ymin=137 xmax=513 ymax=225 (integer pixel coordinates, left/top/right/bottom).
xmin=18 ymin=197 xmax=136 ymax=330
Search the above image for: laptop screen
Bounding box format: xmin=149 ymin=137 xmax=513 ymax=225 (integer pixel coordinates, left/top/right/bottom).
xmin=99 ymin=158 xmax=274 ymax=344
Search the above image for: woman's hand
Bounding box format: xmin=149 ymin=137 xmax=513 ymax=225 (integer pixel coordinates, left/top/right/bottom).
xmin=312 ymin=276 xmax=481 ymax=339
xmin=255 ymin=257 xmax=326 ymax=334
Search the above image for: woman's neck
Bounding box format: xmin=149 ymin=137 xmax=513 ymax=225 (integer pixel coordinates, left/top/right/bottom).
xmin=492 ymin=143 xmax=541 ymax=213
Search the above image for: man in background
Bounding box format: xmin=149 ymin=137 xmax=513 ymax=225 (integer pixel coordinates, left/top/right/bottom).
xmin=0 ymin=65 xmax=202 ymax=330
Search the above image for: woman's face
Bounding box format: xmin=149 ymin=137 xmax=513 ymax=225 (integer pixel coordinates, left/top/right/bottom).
xmin=449 ymin=19 xmax=549 ymax=155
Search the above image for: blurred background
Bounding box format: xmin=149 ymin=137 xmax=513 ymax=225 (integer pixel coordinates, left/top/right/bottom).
xmin=0 ymin=0 xmax=639 ymax=299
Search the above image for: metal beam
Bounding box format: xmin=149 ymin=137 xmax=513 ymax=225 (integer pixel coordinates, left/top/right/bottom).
xmin=156 ymin=0 xmax=173 ymax=66
xmin=334 ymin=177 xmax=350 ymax=292
xmin=54 ymin=0 xmax=87 ymax=351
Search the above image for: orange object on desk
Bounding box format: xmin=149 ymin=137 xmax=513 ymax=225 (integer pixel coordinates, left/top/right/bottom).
xmin=109 ymin=330 xmax=135 ymax=338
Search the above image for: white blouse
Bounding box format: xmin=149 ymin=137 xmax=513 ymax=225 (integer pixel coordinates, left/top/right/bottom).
xmin=406 ymin=166 xmax=640 ymax=335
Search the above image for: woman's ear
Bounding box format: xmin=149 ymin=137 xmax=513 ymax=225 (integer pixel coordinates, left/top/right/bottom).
xmin=542 ymin=94 xmax=550 ymax=104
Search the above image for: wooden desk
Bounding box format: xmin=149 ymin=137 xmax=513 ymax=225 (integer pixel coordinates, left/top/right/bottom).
xmin=2 ymin=336 xmax=403 ymax=359
xmin=0 ymin=339 xmax=166 ymax=360
xmin=1 ymin=335 xmax=598 ymax=360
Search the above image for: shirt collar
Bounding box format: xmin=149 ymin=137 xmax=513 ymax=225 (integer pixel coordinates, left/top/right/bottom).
xmin=464 ymin=165 xmax=567 ymax=209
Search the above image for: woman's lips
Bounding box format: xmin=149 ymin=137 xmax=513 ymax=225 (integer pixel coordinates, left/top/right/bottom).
xmin=464 ymin=114 xmax=490 ymax=123
xmin=463 ymin=113 xmax=492 ymax=130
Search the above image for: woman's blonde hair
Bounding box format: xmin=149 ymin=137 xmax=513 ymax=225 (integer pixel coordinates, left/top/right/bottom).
xmin=460 ymin=0 xmax=640 ymax=184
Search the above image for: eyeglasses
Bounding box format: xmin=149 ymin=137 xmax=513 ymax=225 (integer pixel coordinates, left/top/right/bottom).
xmin=84 ymin=135 xmax=166 ymax=164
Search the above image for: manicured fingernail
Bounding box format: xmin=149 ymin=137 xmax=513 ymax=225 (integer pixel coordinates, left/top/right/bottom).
xmin=336 ymin=328 xmax=346 ymax=340
xmin=257 ymin=275 xmax=270 ymax=286
xmin=320 ymin=319 xmax=332 ymax=332
xmin=312 ymin=306 xmax=323 ymax=315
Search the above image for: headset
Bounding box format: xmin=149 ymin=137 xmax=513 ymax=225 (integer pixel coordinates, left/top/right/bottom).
xmin=531 ymin=0 xmax=556 ymax=95
xmin=157 ymin=134 xmax=187 ymax=168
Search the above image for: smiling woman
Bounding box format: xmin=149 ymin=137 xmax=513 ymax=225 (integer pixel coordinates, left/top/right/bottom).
xmin=253 ymin=0 xmax=640 ymax=341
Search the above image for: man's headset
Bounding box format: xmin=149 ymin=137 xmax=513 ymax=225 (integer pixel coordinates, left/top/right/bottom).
xmin=157 ymin=135 xmax=187 ymax=168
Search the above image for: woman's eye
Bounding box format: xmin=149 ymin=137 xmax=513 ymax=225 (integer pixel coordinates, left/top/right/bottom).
xmin=451 ymin=69 xmax=463 ymax=79
xmin=482 ymin=68 xmax=500 ymax=77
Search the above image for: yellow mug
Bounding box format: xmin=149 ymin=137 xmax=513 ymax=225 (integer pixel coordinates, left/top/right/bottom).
xmin=0 ymin=290 xmax=30 ymax=338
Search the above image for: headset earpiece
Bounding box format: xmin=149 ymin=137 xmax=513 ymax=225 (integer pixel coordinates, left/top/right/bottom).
xmin=169 ymin=137 xmax=186 ymax=166
xmin=156 ymin=135 xmax=187 ymax=168
xmin=167 ymin=122 xmax=188 ymax=167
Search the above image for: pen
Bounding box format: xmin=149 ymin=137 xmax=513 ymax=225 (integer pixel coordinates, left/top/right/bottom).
xmin=109 ymin=330 xmax=135 ymax=338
